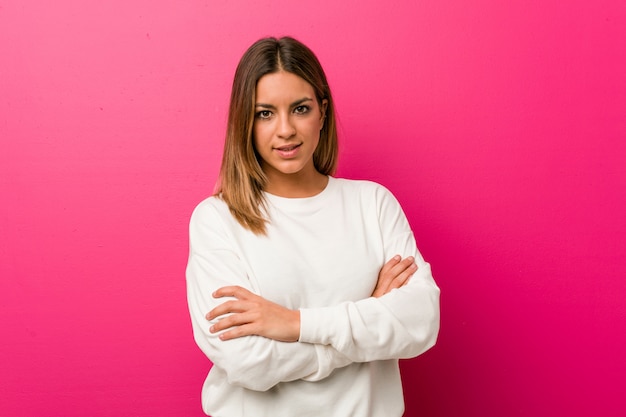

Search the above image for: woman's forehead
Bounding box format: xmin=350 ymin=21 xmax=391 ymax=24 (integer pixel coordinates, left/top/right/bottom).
xmin=255 ymin=71 xmax=316 ymax=103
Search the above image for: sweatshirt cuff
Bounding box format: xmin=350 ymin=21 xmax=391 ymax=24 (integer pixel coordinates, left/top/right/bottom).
xmin=299 ymin=306 xmax=337 ymax=345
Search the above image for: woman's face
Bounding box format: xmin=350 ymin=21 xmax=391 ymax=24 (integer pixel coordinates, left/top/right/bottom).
xmin=252 ymin=71 xmax=327 ymax=183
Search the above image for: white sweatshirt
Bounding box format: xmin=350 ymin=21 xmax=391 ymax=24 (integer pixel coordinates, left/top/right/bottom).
xmin=186 ymin=177 xmax=440 ymax=417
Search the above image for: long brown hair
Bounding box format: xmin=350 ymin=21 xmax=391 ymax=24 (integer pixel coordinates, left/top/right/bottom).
xmin=216 ymin=36 xmax=338 ymax=234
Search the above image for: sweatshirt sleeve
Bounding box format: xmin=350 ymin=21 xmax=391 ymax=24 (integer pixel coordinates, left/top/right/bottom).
xmin=298 ymin=185 xmax=441 ymax=362
xmin=186 ymin=200 xmax=352 ymax=391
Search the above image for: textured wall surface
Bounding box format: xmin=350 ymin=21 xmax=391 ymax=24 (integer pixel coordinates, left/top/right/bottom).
xmin=1 ymin=1 xmax=625 ymax=416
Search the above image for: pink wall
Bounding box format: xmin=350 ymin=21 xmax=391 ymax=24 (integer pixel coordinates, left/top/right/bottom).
xmin=1 ymin=1 xmax=624 ymax=416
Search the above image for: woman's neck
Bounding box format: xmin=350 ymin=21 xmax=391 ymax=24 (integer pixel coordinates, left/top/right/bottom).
xmin=263 ymin=171 xmax=329 ymax=198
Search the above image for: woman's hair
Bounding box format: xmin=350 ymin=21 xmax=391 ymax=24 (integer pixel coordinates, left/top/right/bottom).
xmin=215 ymin=36 xmax=338 ymax=235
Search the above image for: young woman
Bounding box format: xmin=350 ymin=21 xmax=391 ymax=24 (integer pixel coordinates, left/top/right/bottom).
xmin=186 ymin=36 xmax=440 ymax=417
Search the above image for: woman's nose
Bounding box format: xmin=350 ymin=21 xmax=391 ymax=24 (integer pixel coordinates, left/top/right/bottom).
xmin=276 ymin=114 xmax=296 ymax=138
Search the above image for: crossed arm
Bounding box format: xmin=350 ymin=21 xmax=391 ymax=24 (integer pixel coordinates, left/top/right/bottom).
xmin=187 ymin=196 xmax=440 ymax=391
xmin=206 ymin=255 xmax=418 ymax=342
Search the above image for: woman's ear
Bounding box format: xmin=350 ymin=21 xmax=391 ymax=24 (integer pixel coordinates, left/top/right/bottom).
xmin=320 ymin=99 xmax=328 ymax=128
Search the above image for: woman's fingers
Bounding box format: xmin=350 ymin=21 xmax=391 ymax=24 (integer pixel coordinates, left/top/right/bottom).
xmin=205 ymin=285 xmax=300 ymax=342
xmin=372 ymin=256 xmax=402 ymax=297
xmin=212 ymin=285 xmax=253 ymax=300
xmin=372 ymin=255 xmax=417 ymax=298
xmin=206 ymin=286 xmax=256 ymax=320
xmin=378 ymin=255 xmax=401 ymax=276
xmin=388 ymin=256 xmax=417 ymax=287
xmin=207 ymin=299 xmax=252 ymax=321
xmin=215 ymin=323 xmax=255 ymax=341
xmin=209 ymin=308 xmax=255 ymax=335
xmin=207 ymin=297 xmax=259 ymax=338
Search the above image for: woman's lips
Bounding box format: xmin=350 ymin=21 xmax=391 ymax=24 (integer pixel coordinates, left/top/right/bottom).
xmin=274 ymin=143 xmax=302 ymax=158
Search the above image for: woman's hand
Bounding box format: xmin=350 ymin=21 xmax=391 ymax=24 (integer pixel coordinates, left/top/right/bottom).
xmin=371 ymin=255 xmax=417 ymax=298
xmin=206 ymin=286 xmax=300 ymax=342
xmin=207 ymin=257 xmax=415 ymax=341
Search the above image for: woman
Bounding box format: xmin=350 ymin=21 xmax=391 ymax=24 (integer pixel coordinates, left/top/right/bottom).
xmin=186 ymin=36 xmax=440 ymax=416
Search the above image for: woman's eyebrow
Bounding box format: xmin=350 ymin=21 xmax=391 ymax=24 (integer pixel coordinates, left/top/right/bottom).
xmin=290 ymin=97 xmax=313 ymax=107
xmin=255 ymin=97 xmax=313 ymax=109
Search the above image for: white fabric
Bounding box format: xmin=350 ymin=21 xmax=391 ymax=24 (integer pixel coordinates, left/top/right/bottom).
xmin=186 ymin=177 xmax=440 ymax=417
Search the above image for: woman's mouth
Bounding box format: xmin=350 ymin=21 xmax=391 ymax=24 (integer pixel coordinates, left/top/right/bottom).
xmin=274 ymin=143 xmax=302 ymax=158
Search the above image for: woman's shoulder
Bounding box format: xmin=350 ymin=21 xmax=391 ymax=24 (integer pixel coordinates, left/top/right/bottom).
xmin=331 ymin=177 xmax=396 ymax=198
xmin=190 ymin=194 xmax=231 ymax=223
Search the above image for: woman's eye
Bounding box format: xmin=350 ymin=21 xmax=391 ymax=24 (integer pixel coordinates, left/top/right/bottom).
xmin=294 ymin=105 xmax=310 ymax=115
xmin=256 ymin=110 xmax=272 ymax=119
